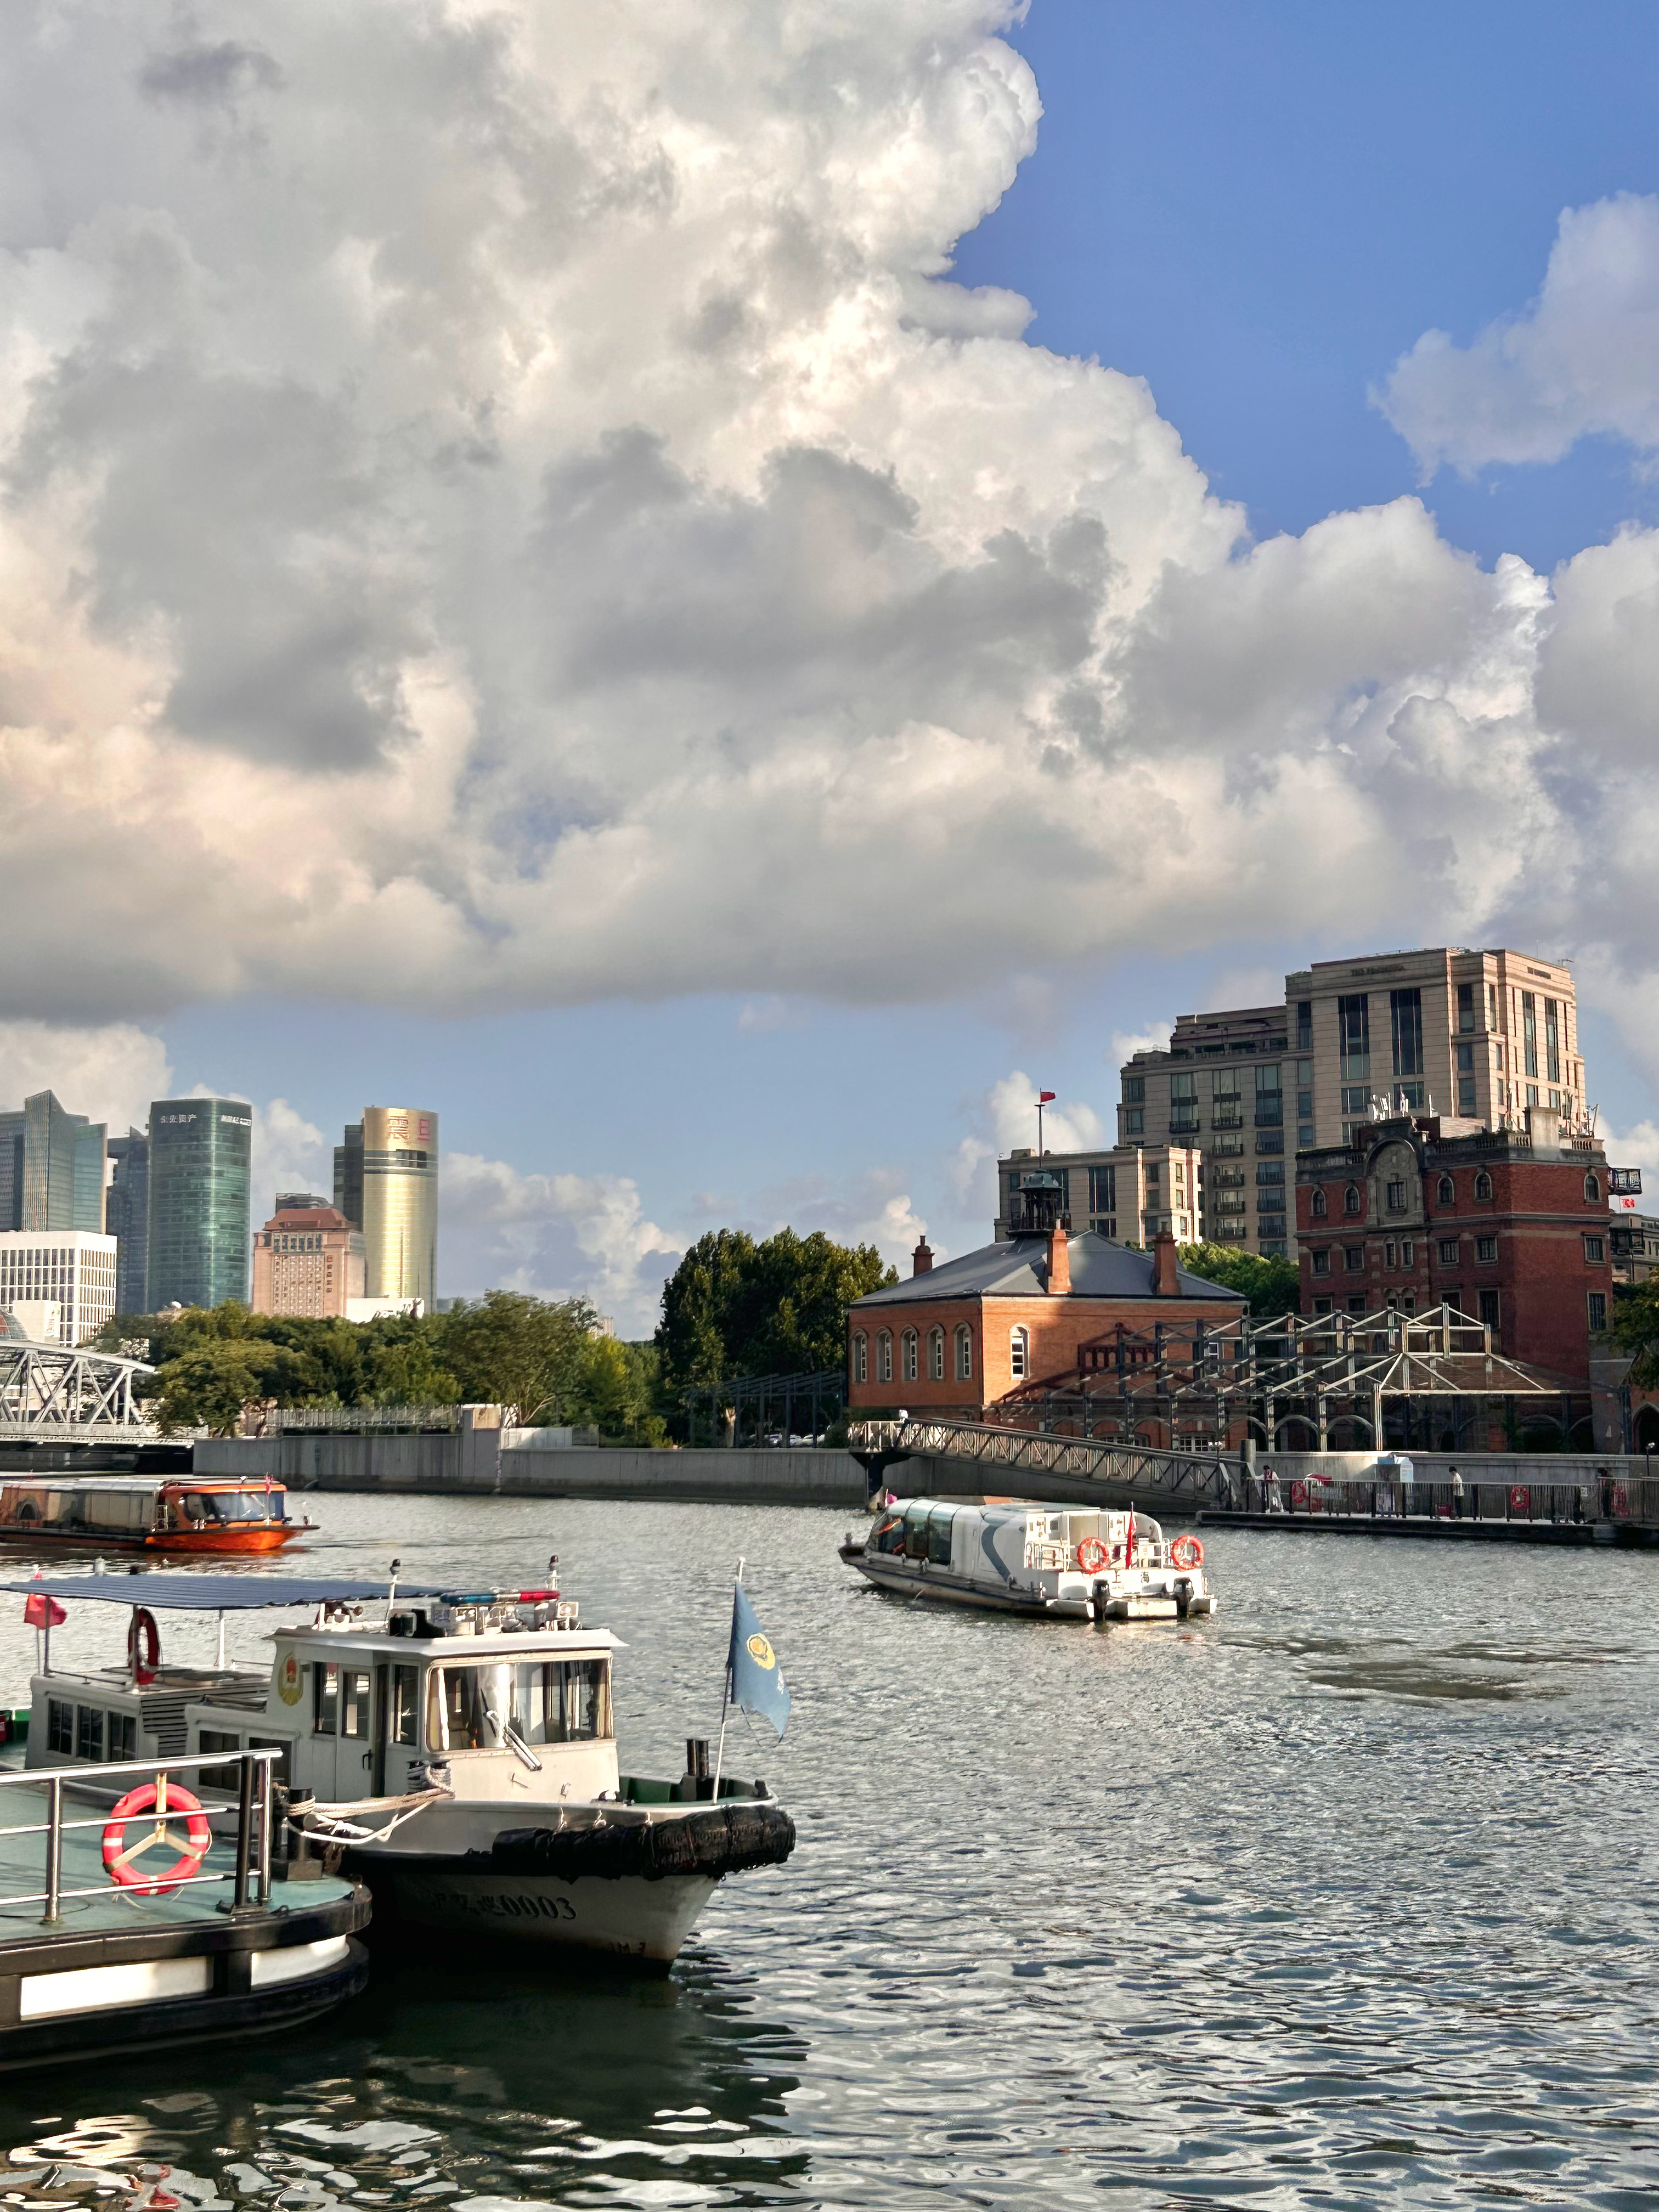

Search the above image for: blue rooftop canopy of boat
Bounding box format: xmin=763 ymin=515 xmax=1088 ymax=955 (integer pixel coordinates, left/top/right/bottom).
xmin=0 ymin=1574 xmax=448 ymax=1610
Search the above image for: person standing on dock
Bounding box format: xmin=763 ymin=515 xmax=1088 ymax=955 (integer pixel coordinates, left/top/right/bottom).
xmin=1451 ymin=1466 xmax=1464 ymax=1520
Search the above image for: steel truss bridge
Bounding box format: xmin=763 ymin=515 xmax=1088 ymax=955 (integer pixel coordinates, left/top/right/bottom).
xmin=0 ymin=1339 xmax=157 ymax=1443
xmin=988 ymin=1301 xmax=1582 ymax=1454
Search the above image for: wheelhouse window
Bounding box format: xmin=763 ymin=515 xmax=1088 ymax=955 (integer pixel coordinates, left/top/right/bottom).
xmin=390 ymin=1664 xmax=420 ymax=1747
xmin=47 ymin=1700 xmax=71 ymax=1756
xmin=108 ymin=1712 xmax=136 ymax=1761
xmin=340 ymin=1669 xmax=371 ymax=1740
xmin=426 ymin=1659 xmax=613 ymax=1753
xmin=314 ymin=1661 xmax=340 ymax=1736
xmin=75 ymin=1706 xmax=104 ymax=1762
xmin=1009 ymin=1325 xmax=1029 ymax=1381
xmin=955 ymin=1324 xmax=973 ymax=1380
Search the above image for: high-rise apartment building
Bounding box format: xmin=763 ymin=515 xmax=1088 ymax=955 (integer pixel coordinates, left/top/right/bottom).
xmin=1118 ymin=946 xmax=1584 ymax=1259
xmin=251 ymin=1201 xmax=367 ymax=1319
xmin=0 ymin=1232 xmax=118 ymax=1344
xmin=0 ymin=1091 xmax=104 ymax=1233
xmin=106 ymin=1130 xmax=150 ymax=1313
xmin=146 ymin=1097 xmax=253 ymax=1310
xmin=348 ymin=1107 xmax=438 ymax=1306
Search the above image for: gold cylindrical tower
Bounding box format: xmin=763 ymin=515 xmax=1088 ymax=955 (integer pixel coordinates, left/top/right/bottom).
xmin=360 ymin=1107 xmax=438 ymax=1307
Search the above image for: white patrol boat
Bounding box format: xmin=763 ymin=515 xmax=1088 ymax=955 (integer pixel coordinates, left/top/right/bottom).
xmin=3 ymin=1567 xmax=794 ymax=1968
xmin=839 ymin=1497 xmax=1217 ymax=1622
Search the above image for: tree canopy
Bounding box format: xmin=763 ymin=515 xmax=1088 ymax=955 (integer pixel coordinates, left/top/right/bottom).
xmin=1612 ymin=1279 xmax=1659 ymax=1387
xmin=656 ymin=1227 xmax=896 ymax=1391
xmin=1176 ymin=1241 xmax=1301 ymax=1319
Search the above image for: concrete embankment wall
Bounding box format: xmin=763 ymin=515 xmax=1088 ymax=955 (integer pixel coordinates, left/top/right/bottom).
xmin=193 ymin=1436 xmax=866 ymax=1507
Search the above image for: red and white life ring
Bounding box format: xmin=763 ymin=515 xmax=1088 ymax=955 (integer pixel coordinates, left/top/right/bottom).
xmin=1169 ymin=1532 xmax=1204 ymax=1570
xmin=1509 ymin=1485 xmax=1531 ymax=1514
xmin=1076 ymin=1536 xmax=1109 ymax=1574
xmin=127 ymin=1606 xmax=160 ymax=1685
xmin=102 ymin=1779 xmax=212 ymax=1897
xmin=1289 ymin=1479 xmax=1308 ymax=1511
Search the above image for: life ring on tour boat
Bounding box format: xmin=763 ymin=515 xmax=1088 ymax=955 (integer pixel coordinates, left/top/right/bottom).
xmin=1289 ymin=1480 xmax=1307 ymax=1511
xmin=1508 ymin=1485 xmax=1531 ymax=1515
xmin=101 ymin=1779 xmax=212 ymax=1896
xmin=1076 ymin=1536 xmax=1109 ymax=1574
xmin=1168 ymin=1533 xmax=1204 ymax=1570
xmin=127 ymin=1606 xmax=161 ymax=1685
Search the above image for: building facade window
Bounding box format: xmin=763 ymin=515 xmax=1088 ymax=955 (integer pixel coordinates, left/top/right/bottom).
xmin=955 ymin=1324 xmax=973 ymax=1381
xmin=1584 ymin=1173 xmax=1601 ymax=1203
xmin=1522 ymin=992 xmax=1538 ymax=1079
xmin=1583 ymin=1235 xmax=1605 ymax=1263
xmin=1457 ymin=981 xmax=1475 ymax=1032
xmin=852 ymin=1332 xmax=867 ymax=1384
xmin=1478 ymin=1288 xmax=1500 ymax=1326
xmin=1345 ymin=1246 xmax=1364 ymax=1271
xmin=1124 ymin=1109 xmax=1144 ymax=1136
xmin=1312 ymin=1249 xmax=1330 ymax=1275
xmin=1476 ymin=1235 xmax=1498 ymax=1263
xmin=1588 ymin=1291 xmax=1607 ymax=1333
xmin=1295 ymin=1000 xmax=1312 ymax=1049
xmin=1122 ymin=1075 xmax=1145 ymax=1104
xmin=1089 ymin=1164 xmax=1116 ymax=1214
xmin=1474 ymin=1172 xmax=1493 ymax=1201
xmin=1437 ymin=1175 xmax=1455 ymax=1204
xmin=1341 ymin=1085 xmax=1370 ymax=1117
xmin=1009 ymin=1325 xmax=1029 ymax=1381
xmin=928 ymin=1328 xmax=944 ymax=1380
xmin=877 ymin=1331 xmax=893 ymax=1384
xmin=1390 ymin=988 xmax=1424 ymax=1081
xmin=1545 ymin=999 xmax=1561 ymax=1084
xmin=1438 ymin=1238 xmax=1459 ymax=1265
xmin=1338 ymin=994 xmax=1370 ymax=1082
xmin=1344 ymin=1184 xmax=1361 ymax=1216
xmin=901 ymin=1329 xmax=918 ymax=1383
xmin=1402 ymin=1239 xmax=1414 ymax=1267
xmin=1311 ymin=1188 xmax=1328 ymax=1218
xmin=1386 ymin=1178 xmax=1406 ymax=1212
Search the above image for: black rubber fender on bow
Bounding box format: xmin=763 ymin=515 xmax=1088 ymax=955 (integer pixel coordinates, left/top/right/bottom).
xmin=478 ymin=1799 xmax=798 ymax=1883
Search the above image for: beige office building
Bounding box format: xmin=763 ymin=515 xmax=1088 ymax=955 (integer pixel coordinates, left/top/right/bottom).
xmin=1118 ymin=946 xmax=1584 ymax=1257
xmin=997 ymin=1143 xmax=1203 ymax=1245
xmin=251 ymin=1202 xmax=366 ymax=1320
xmin=360 ymin=1107 xmax=438 ymax=1307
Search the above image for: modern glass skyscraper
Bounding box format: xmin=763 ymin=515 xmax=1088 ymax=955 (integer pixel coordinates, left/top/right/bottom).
xmin=0 ymin=1092 xmax=101 ymax=1232
xmin=359 ymin=1107 xmax=438 ymax=1307
xmin=146 ymin=1098 xmax=253 ymax=1309
xmin=106 ymin=1129 xmax=150 ymax=1313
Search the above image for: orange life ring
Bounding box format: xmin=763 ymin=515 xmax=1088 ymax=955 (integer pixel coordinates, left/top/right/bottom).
xmin=1076 ymin=1536 xmax=1109 ymax=1574
xmin=102 ymin=1779 xmax=212 ymax=1896
xmin=128 ymin=1606 xmax=160 ymax=1685
xmin=1169 ymin=1532 xmax=1204 ymax=1570
xmin=1509 ymin=1485 xmax=1531 ymax=1514
xmin=1289 ymin=1479 xmax=1307 ymax=1511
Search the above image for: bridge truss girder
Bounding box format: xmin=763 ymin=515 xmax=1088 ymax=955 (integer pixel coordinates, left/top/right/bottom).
xmin=0 ymin=1340 xmax=156 ymax=1440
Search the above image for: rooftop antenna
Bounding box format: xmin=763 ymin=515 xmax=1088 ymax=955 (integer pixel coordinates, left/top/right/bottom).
xmin=1036 ymin=1090 xmax=1055 ymax=1156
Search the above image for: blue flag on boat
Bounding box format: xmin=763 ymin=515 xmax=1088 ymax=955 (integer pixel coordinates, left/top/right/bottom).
xmin=727 ymin=1582 xmax=791 ymax=1737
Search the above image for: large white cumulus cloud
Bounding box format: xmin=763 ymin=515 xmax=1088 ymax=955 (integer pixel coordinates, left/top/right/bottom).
xmin=0 ymin=0 xmax=1654 ymax=1036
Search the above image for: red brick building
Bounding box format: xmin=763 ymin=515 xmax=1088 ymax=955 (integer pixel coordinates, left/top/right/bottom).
xmin=1295 ymin=1118 xmax=1613 ymax=1384
xmin=847 ymin=1224 xmax=1245 ymax=1419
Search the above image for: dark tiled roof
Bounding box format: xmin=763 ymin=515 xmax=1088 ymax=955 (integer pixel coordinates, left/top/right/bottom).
xmin=852 ymin=1232 xmax=1243 ymax=1307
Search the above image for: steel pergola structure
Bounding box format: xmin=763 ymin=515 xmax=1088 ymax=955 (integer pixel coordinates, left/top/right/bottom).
xmin=680 ymin=1367 xmax=845 ymax=1449
xmin=0 ymin=1340 xmax=157 ymax=1442
xmin=988 ymin=1302 xmax=1580 ymax=1454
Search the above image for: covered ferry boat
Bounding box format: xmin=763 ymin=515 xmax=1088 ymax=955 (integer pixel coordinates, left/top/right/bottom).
xmin=840 ymin=1497 xmax=1217 ymax=1621
xmin=0 ymin=1473 xmax=309 ymax=1554
xmin=3 ymin=1566 xmax=795 ymax=1967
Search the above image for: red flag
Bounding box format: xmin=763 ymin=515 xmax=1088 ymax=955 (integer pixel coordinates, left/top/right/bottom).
xmin=24 ymin=1592 xmax=65 ymax=1630
xmin=1038 ymin=1090 xmax=1056 ymax=1103
xmin=1124 ymin=1508 xmax=1135 ymax=1567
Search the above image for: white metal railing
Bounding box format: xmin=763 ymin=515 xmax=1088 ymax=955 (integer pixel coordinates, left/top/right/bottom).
xmin=0 ymin=1747 xmax=277 ymax=1922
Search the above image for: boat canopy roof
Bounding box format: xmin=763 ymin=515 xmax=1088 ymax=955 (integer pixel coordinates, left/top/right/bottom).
xmin=0 ymin=1572 xmax=446 ymax=1610
xmin=0 ymin=1475 xmax=275 ymax=1495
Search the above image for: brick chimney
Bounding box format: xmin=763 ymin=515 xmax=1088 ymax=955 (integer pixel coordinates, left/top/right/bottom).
xmin=1150 ymin=1229 xmax=1180 ymax=1296
xmin=911 ymin=1237 xmax=933 ymax=1277
xmin=1046 ymin=1221 xmax=1071 ymax=1296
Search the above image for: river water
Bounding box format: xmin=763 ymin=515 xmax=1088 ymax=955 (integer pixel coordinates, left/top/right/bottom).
xmin=0 ymin=1497 xmax=1655 ymax=2210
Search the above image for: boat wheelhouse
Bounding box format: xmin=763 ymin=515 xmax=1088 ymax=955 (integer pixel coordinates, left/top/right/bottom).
xmin=6 ymin=1570 xmax=795 ymax=1967
xmin=0 ymin=1474 xmax=307 ymax=1553
xmin=840 ymin=1497 xmax=1217 ymax=1621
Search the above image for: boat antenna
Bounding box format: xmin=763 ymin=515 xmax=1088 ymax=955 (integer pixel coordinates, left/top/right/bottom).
xmin=710 ymin=1556 xmax=746 ymax=1804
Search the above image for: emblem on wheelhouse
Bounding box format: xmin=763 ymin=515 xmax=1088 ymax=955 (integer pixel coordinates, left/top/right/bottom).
xmin=839 ymin=1497 xmax=1216 ymax=1621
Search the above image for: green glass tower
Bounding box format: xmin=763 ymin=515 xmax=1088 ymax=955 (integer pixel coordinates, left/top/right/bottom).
xmin=146 ymin=1098 xmax=253 ymax=1310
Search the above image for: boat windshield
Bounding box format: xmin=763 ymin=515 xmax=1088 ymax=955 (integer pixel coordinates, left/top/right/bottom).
xmin=870 ymin=1511 xmax=905 ymax=1555
xmin=170 ymin=1489 xmax=285 ymax=1523
xmin=426 ymin=1658 xmax=612 ymax=1753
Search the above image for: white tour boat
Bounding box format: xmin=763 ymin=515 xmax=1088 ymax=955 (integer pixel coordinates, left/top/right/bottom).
xmin=839 ymin=1497 xmax=1217 ymax=1621
xmin=3 ymin=1567 xmax=794 ymax=1968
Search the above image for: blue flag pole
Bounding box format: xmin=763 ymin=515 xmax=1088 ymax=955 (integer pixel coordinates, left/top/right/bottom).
xmin=712 ymin=1555 xmax=745 ymax=1802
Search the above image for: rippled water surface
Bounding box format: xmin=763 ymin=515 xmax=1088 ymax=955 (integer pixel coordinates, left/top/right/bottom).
xmin=0 ymin=1498 xmax=1656 ymax=2209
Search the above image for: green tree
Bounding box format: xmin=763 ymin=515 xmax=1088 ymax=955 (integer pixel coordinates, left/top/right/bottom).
xmin=432 ymin=1290 xmax=599 ymax=1424
xmin=1176 ymin=1241 xmax=1301 ymax=1319
xmin=656 ymin=1227 xmax=896 ymax=1390
xmin=1612 ymin=1278 xmax=1659 ymax=1386
xmin=575 ymin=1337 xmax=669 ymax=1445
xmin=149 ymin=1342 xmax=268 ymax=1436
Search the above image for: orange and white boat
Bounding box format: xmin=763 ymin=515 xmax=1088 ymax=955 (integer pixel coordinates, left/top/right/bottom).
xmin=0 ymin=1474 xmax=310 ymax=1554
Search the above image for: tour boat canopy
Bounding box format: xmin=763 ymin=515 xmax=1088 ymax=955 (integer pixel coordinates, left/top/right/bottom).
xmin=0 ymin=1572 xmax=451 ymax=1609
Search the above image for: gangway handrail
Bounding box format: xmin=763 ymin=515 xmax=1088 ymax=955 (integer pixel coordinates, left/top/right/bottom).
xmin=0 ymin=1746 xmax=278 ymax=1921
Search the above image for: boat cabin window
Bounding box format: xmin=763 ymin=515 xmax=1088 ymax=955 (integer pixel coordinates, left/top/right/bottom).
xmin=250 ymin=1735 xmax=292 ymax=1786
xmin=927 ymin=1506 xmax=955 ymax=1565
xmin=390 ymin=1663 xmax=420 ymax=1747
xmin=109 ymin=1712 xmax=136 ymax=1761
xmin=75 ymin=1706 xmax=104 ymax=1761
xmin=870 ymin=1513 xmax=905 ymax=1556
xmin=200 ymin=1729 xmax=241 ymax=1787
xmin=426 ymin=1659 xmax=613 ymax=1753
xmin=314 ymin=1662 xmax=338 ymax=1734
xmin=901 ymin=1504 xmax=932 ymax=1559
xmin=47 ymin=1701 xmax=71 ymax=1756
xmin=170 ymin=1488 xmax=284 ymax=1525
xmin=315 ymin=1663 xmax=372 ymax=1737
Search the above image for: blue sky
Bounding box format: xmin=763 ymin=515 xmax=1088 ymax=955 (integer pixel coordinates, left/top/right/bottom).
xmin=4 ymin=0 xmax=1656 ymax=1329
